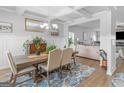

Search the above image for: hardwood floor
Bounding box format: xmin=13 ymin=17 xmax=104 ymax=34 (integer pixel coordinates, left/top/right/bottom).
xmin=77 ymin=57 xmax=124 ymax=87
xmin=76 ymin=57 xmax=110 ymax=87
xmin=0 ymin=56 xmax=124 ymax=87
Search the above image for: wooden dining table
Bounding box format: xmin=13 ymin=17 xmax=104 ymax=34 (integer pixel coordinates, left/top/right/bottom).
xmin=14 ymin=53 xmax=48 ymax=69
xmin=13 ymin=50 xmax=78 ymax=70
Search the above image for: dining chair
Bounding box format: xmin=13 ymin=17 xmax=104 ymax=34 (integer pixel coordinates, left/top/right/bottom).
xmin=7 ymin=51 xmax=36 ymax=86
xmin=70 ymin=45 xmax=78 ymax=65
xmin=38 ymin=49 xmax=62 ymax=86
xmin=118 ymin=48 xmax=124 ymax=60
xmin=60 ymin=48 xmax=73 ymax=77
xmin=71 ymin=52 xmax=78 ymax=65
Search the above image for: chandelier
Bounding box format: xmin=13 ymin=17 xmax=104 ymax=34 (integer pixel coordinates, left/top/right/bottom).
xmin=40 ymin=7 xmax=59 ymax=31
xmin=40 ymin=22 xmax=58 ymax=31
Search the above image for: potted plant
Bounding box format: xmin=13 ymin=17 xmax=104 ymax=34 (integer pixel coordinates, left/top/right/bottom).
xmin=68 ymin=37 xmax=73 ymax=47
xmin=33 ymin=37 xmax=42 ymax=55
xmin=23 ymin=40 xmax=30 ymax=55
xmin=45 ymin=45 xmax=56 ymax=54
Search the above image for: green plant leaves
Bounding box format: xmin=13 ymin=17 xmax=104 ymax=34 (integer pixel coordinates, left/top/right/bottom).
xmin=33 ymin=37 xmax=42 ymax=50
xmin=45 ymin=45 xmax=56 ymax=54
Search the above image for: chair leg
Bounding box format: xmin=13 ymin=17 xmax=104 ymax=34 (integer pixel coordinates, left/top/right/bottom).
xmin=9 ymin=73 xmax=13 ymax=83
xmin=39 ymin=67 xmax=42 ymax=74
xmin=47 ymin=71 xmax=50 ymax=87
xmin=67 ymin=64 xmax=69 ymax=70
xmin=67 ymin=64 xmax=72 ymax=74
xmin=69 ymin=64 xmax=72 ymax=74
xmin=32 ymin=70 xmax=36 ymax=83
xmin=11 ymin=75 xmax=16 ymax=87
xmin=58 ymin=68 xmax=61 ymax=79
xmin=73 ymin=57 xmax=76 ymax=65
xmin=69 ymin=66 xmax=72 ymax=74
xmin=60 ymin=66 xmax=63 ymax=79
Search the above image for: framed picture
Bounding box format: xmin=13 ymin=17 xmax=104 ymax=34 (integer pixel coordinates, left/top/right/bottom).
xmin=0 ymin=21 xmax=12 ymax=33
xmin=25 ymin=18 xmax=45 ymax=32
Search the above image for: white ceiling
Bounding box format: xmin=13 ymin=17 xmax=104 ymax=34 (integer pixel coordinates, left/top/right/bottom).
xmin=79 ymin=20 xmax=99 ymax=29
xmin=0 ymin=6 xmax=124 ymax=24
xmin=82 ymin=6 xmax=108 ymax=14
xmin=71 ymin=20 xmax=100 ymax=30
xmin=0 ymin=6 xmax=107 ymax=21
xmin=38 ymin=6 xmax=68 ymax=16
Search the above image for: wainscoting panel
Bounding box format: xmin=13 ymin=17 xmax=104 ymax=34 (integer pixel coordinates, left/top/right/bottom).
xmin=0 ymin=36 xmax=66 ymax=69
xmin=0 ymin=39 xmax=3 ymax=66
xmin=0 ymin=36 xmax=31 ymax=69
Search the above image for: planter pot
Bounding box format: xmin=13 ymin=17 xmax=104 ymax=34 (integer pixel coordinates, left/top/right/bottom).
xmin=35 ymin=50 xmax=41 ymax=55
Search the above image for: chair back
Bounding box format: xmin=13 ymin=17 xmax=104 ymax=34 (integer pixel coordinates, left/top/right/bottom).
xmin=7 ymin=51 xmax=17 ymax=75
xmin=47 ymin=49 xmax=62 ymax=71
xmin=61 ymin=48 xmax=73 ymax=66
xmin=119 ymin=48 xmax=124 ymax=58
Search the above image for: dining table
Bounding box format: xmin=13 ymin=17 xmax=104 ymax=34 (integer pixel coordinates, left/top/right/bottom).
xmin=13 ymin=50 xmax=78 ymax=72
xmin=14 ymin=53 xmax=48 ymax=70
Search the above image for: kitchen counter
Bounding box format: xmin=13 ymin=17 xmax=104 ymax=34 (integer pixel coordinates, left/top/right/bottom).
xmin=76 ymin=45 xmax=100 ymax=60
xmin=77 ymin=41 xmax=100 ymax=46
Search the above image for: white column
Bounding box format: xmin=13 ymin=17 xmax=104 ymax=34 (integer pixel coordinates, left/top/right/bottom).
xmin=100 ymin=9 xmax=116 ymax=75
xmin=63 ymin=23 xmax=69 ymax=47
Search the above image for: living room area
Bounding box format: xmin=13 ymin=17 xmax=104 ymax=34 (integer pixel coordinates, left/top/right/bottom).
xmin=0 ymin=6 xmax=124 ymax=87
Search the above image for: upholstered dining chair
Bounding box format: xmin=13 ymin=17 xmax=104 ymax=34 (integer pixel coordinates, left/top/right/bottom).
xmin=71 ymin=51 xmax=78 ymax=65
xmin=60 ymin=48 xmax=73 ymax=77
xmin=7 ymin=51 xmax=36 ymax=86
xmin=118 ymin=48 xmax=124 ymax=60
xmin=69 ymin=45 xmax=78 ymax=65
xmin=38 ymin=49 xmax=62 ymax=86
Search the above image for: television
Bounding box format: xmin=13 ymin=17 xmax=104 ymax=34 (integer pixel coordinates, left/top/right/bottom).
xmin=116 ymin=32 xmax=124 ymax=40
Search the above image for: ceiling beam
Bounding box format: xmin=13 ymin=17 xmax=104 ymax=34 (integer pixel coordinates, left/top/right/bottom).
xmin=68 ymin=17 xmax=98 ymax=26
xmin=54 ymin=6 xmax=92 ymax=21
xmin=77 ymin=8 xmax=92 ymax=17
xmin=66 ymin=11 xmax=108 ymax=26
xmin=107 ymin=6 xmax=118 ymax=12
xmin=55 ymin=6 xmax=84 ymax=17
xmin=0 ymin=6 xmax=16 ymax=13
xmin=73 ymin=6 xmax=92 ymax=17
xmin=73 ymin=6 xmax=86 ymax=10
xmin=16 ymin=7 xmax=26 ymax=15
xmin=18 ymin=6 xmax=50 ymax=17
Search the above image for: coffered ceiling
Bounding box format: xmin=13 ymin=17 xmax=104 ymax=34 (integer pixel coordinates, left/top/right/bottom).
xmin=0 ymin=6 xmax=124 ymax=24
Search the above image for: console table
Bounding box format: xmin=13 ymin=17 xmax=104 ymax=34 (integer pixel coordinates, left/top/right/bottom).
xmin=29 ymin=43 xmax=46 ymax=54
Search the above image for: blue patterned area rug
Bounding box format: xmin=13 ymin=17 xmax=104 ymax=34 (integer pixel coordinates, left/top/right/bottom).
xmin=111 ymin=73 xmax=124 ymax=87
xmin=15 ymin=63 xmax=96 ymax=87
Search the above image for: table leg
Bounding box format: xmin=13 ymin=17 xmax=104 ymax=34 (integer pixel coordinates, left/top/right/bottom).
xmin=33 ymin=64 xmax=39 ymax=76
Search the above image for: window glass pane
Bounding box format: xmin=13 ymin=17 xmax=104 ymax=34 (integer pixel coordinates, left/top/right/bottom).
xmin=68 ymin=32 xmax=75 ymax=44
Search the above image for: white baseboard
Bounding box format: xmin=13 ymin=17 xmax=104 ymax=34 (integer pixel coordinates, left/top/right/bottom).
xmin=107 ymin=66 xmax=116 ymax=76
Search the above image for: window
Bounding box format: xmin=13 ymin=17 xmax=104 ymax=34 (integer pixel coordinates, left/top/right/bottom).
xmin=68 ymin=32 xmax=75 ymax=47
